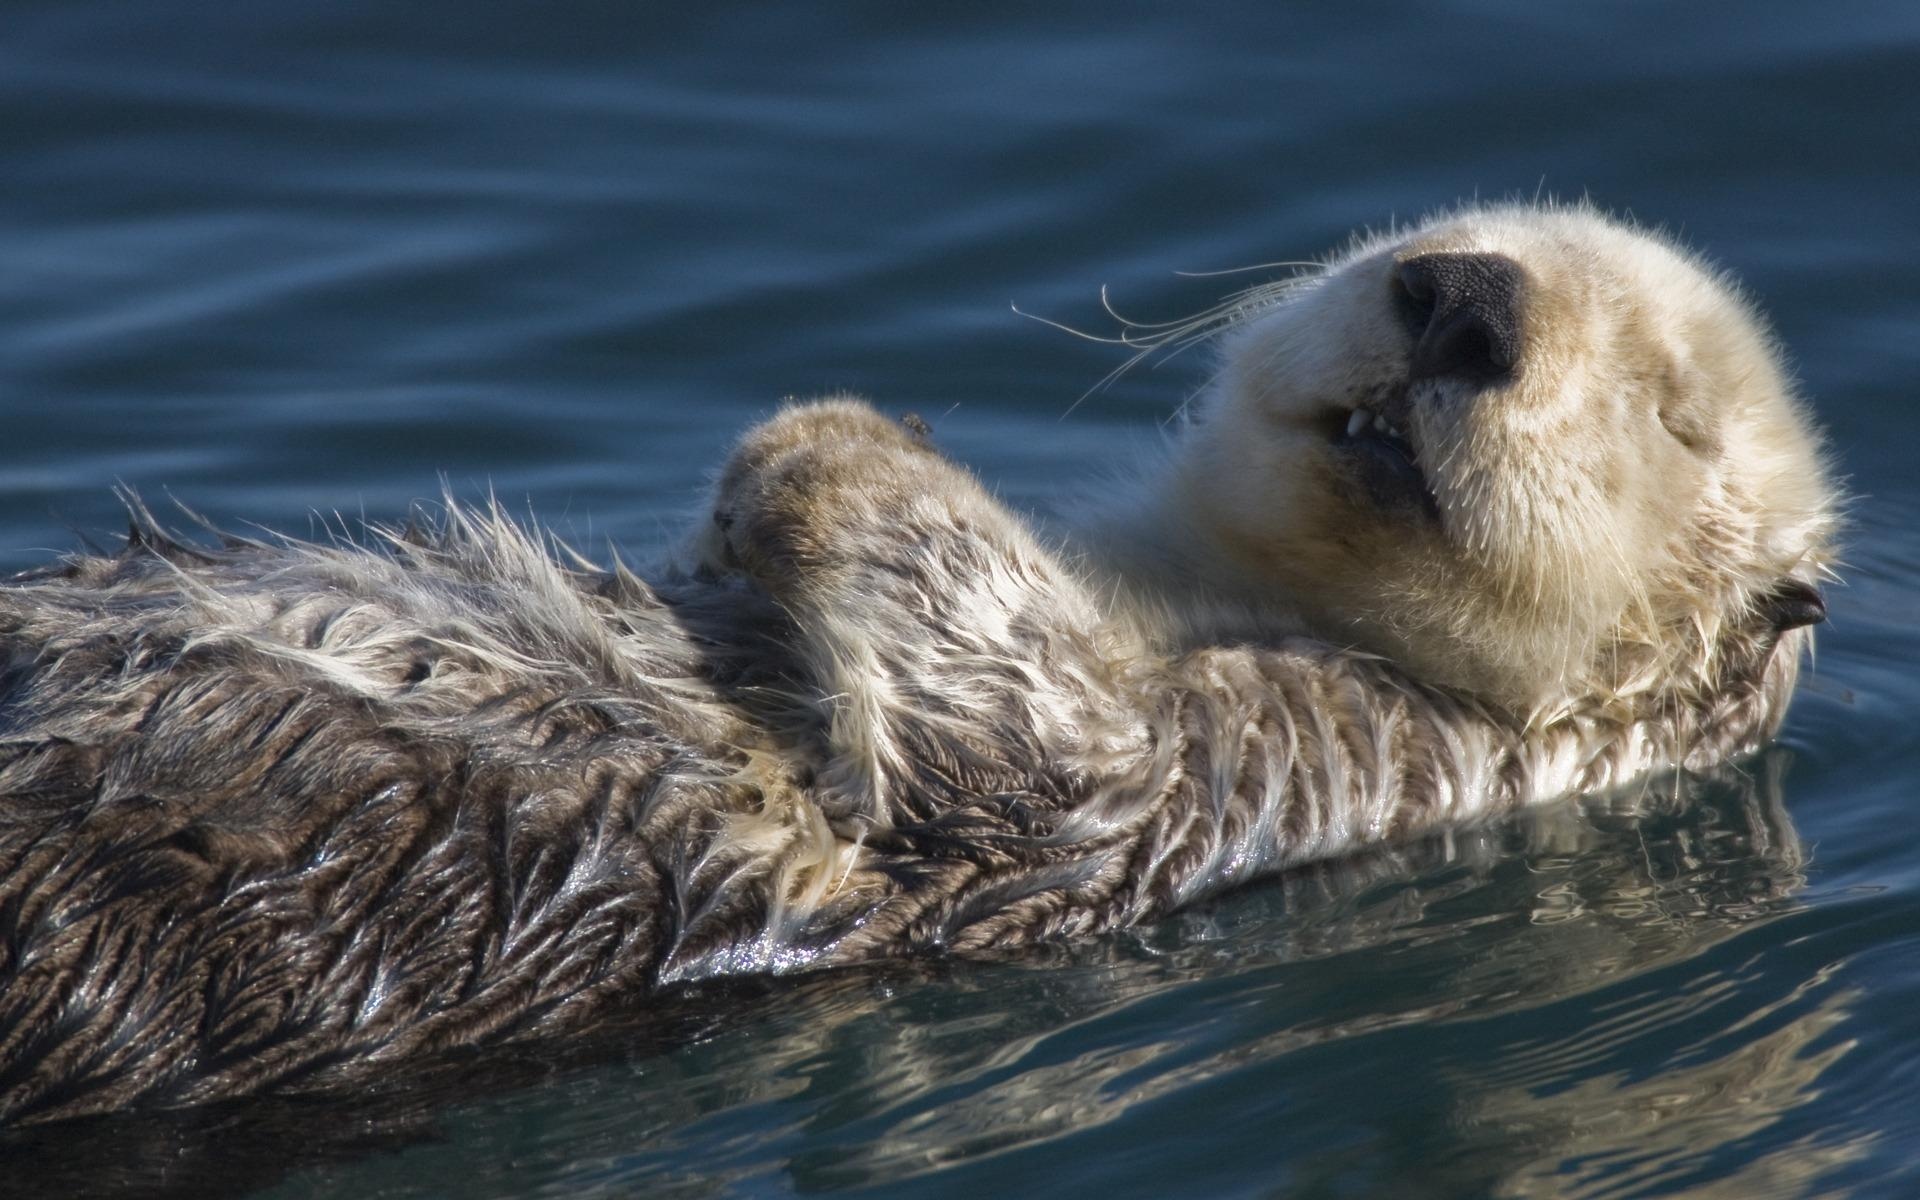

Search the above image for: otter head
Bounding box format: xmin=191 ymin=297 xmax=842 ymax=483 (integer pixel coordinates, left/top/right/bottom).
xmin=1172 ymin=204 xmax=1837 ymax=718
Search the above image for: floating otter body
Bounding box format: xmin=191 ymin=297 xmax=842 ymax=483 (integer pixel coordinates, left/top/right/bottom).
xmin=0 ymin=205 xmax=1834 ymax=1122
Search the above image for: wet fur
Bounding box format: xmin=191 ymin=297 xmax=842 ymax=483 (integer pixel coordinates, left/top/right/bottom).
xmin=0 ymin=205 xmax=1833 ymax=1122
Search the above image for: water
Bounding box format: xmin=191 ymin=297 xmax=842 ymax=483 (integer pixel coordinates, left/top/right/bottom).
xmin=3 ymin=2 xmax=1917 ymax=1195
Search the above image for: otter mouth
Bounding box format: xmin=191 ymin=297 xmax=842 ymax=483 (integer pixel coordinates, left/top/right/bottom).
xmin=1329 ymin=404 xmax=1440 ymax=520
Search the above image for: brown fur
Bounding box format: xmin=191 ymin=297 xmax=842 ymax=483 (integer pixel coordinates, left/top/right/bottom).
xmin=0 ymin=205 xmax=1834 ymax=1124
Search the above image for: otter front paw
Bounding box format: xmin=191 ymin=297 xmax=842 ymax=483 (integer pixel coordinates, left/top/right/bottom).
xmin=705 ymin=397 xmax=941 ymax=594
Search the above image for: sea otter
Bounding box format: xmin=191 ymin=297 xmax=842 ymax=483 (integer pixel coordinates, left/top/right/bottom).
xmin=0 ymin=204 xmax=1835 ymax=1122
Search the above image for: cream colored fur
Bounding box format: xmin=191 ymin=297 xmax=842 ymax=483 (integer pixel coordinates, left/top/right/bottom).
xmin=1085 ymin=203 xmax=1835 ymax=720
xmin=699 ymin=202 xmax=1836 ymax=909
xmin=0 ymin=202 xmax=1838 ymax=1121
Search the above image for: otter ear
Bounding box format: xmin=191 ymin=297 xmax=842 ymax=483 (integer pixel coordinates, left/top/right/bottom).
xmin=1759 ymin=578 xmax=1826 ymax=631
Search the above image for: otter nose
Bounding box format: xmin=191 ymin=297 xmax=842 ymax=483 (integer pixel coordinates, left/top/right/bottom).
xmin=1394 ymin=252 xmax=1525 ymax=384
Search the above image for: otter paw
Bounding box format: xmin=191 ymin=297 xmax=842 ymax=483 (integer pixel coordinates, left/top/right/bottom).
xmin=706 ymin=398 xmax=941 ymax=590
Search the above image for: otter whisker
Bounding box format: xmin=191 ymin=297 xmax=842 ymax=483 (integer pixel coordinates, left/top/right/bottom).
xmin=0 ymin=203 xmax=1834 ymax=1125
xmin=1172 ymin=259 xmax=1323 ymax=279
xmin=1018 ymin=270 xmax=1322 ymax=417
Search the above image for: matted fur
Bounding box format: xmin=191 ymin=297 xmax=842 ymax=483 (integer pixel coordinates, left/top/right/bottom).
xmin=0 ymin=205 xmax=1833 ymax=1122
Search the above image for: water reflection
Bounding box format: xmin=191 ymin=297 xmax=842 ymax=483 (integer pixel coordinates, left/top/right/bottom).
xmin=773 ymin=752 xmax=1836 ymax=1196
xmin=0 ymin=751 xmax=1855 ymax=1199
xmin=1469 ymin=982 xmax=1869 ymax=1198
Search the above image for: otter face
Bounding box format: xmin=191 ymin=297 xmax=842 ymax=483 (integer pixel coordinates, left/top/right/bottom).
xmin=1177 ymin=205 xmax=1835 ymax=713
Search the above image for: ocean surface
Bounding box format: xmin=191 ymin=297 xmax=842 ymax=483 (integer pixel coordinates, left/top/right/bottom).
xmin=3 ymin=2 xmax=1917 ymax=1196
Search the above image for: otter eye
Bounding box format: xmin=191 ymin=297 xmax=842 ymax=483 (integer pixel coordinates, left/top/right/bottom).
xmin=1658 ymin=360 xmax=1723 ymax=455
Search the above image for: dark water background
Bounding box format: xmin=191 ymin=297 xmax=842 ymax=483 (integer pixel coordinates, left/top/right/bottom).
xmin=3 ymin=2 xmax=1918 ymax=1196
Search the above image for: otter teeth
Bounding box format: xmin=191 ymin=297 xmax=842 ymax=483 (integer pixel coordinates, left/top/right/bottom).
xmin=1345 ymin=407 xmax=1411 ymax=448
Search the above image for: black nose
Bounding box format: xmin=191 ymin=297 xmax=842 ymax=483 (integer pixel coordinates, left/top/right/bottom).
xmin=1394 ymin=252 xmax=1526 ymax=384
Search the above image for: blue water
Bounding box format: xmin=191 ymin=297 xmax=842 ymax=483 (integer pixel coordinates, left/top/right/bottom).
xmin=3 ymin=2 xmax=1918 ymax=1196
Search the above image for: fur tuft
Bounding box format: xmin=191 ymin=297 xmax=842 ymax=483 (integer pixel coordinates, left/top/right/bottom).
xmin=0 ymin=205 xmax=1835 ymax=1123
